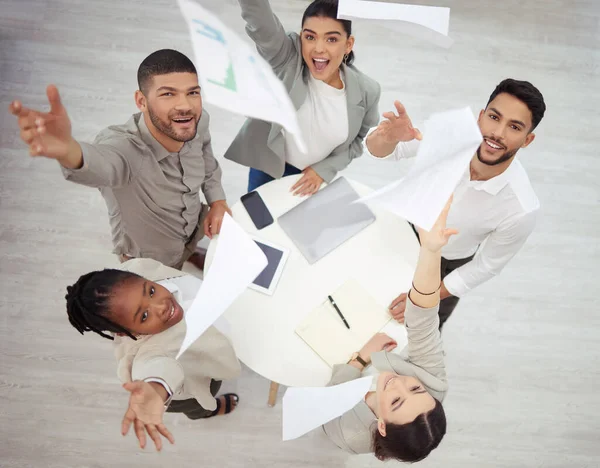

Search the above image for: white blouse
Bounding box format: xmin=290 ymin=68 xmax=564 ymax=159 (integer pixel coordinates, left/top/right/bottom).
xmin=284 ymin=71 xmax=349 ymax=170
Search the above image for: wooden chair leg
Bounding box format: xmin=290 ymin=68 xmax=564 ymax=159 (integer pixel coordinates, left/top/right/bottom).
xmin=267 ymin=381 xmax=279 ymax=407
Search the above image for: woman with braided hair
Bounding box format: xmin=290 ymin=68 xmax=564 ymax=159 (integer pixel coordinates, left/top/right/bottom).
xmin=65 ymin=258 xmax=241 ymax=451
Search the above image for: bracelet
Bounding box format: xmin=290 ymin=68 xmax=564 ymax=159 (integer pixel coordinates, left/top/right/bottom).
xmin=412 ymin=282 xmax=441 ymax=296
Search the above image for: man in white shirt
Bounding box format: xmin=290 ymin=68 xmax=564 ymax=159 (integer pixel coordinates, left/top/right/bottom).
xmin=366 ymin=79 xmax=546 ymax=329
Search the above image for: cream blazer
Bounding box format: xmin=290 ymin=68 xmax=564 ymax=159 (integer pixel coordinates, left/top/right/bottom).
xmin=113 ymin=258 xmax=241 ymax=411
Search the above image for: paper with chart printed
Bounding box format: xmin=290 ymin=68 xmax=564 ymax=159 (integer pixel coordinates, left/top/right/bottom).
xmin=177 ymin=0 xmax=306 ymax=152
xmin=337 ymin=0 xmax=453 ymax=48
xmin=282 ymin=376 xmax=373 ymax=441
xmin=357 ymin=107 xmax=482 ymax=231
xmin=177 ymin=213 xmax=267 ymax=359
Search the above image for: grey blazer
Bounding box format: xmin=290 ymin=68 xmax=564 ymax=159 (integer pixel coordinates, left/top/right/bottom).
xmin=322 ymin=297 xmax=449 ymax=454
xmin=224 ymin=0 xmax=381 ymax=182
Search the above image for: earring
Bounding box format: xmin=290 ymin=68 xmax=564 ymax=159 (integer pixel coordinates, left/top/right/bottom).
xmin=343 ymin=53 xmax=349 ymax=64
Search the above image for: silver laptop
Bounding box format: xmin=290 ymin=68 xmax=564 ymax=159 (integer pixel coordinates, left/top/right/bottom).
xmin=278 ymin=177 xmax=376 ymax=264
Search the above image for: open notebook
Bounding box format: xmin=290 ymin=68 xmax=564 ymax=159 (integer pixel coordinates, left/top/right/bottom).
xmin=295 ymin=279 xmax=392 ymax=367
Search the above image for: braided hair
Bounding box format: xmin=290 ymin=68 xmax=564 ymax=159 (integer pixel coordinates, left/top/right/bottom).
xmin=65 ymin=269 xmax=142 ymax=341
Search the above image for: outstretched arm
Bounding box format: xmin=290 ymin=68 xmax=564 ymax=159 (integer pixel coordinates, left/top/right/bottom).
xmin=366 ymin=100 xmax=421 ymax=159
xmin=403 ymin=199 xmax=457 ymax=374
xmin=10 ymin=85 xmax=133 ymax=188
xmin=238 ymin=0 xmax=296 ymax=70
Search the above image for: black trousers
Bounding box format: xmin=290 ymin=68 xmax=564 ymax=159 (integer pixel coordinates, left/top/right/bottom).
xmin=410 ymin=223 xmax=474 ymax=329
xmin=438 ymin=256 xmax=474 ymax=328
xmin=166 ymin=379 xmax=222 ymax=419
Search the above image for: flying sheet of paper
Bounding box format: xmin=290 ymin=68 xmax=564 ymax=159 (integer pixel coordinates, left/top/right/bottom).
xmin=358 ymin=107 xmax=482 ymax=231
xmin=176 ymin=213 xmax=267 ymax=359
xmin=282 ymin=376 xmax=373 ymax=441
xmin=177 ymin=0 xmax=306 ymax=152
xmin=337 ymin=0 xmax=452 ymax=48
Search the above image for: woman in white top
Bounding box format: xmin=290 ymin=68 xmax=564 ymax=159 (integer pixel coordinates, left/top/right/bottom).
xmin=64 ymin=258 xmax=241 ymax=451
xmin=322 ymin=199 xmax=457 ymax=462
xmin=225 ymin=0 xmax=381 ymax=195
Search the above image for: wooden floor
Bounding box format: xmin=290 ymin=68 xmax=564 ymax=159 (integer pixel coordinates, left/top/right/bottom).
xmin=1 ymin=0 xmax=599 ymax=467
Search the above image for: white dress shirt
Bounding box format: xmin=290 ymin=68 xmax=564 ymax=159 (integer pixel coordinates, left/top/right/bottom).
xmin=284 ymin=71 xmax=349 ymax=170
xmin=366 ymin=137 xmax=540 ymax=297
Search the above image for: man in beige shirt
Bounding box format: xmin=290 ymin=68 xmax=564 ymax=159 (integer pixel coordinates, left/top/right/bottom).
xmin=9 ymin=49 xmax=229 ymax=269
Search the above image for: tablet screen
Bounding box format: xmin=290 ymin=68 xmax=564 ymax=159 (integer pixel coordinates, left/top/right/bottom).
xmin=253 ymin=241 xmax=284 ymax=289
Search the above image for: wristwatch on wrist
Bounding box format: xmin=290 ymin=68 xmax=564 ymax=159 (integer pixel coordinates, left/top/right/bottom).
xmin=347 ymin=352 xmax=368 ymax=368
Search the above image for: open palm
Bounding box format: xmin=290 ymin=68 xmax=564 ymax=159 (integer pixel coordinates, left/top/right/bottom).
xmin=123 ymin=381 xmax=165 ymax=425
xmin=10 ymin=85 xmax=73 ymax=160
xmin=121 ymin=381 xmax=174 ymax=451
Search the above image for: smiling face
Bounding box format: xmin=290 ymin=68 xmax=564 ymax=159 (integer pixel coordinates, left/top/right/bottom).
xmin=476 ymin=92 xmax=536 ymax=166
xmin=135 ymin=72 xmax=202 ymax=145
xmin=300 ymin=16 xmax=354 ymax=84
xmin=108 ymin=277 xmax=184 ymax=336
xmin=375 ymin=372 xmax=436 ymax=433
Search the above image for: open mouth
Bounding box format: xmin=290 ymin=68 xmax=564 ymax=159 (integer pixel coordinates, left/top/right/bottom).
xmin=484 ymin=138 xmax=505 ymax=151
xmin=312 ymin=58 xmax=329 ymax=72
xmin=172 ymin=116 xmax=194 ymax=127
xmin=165 ymin=298 xmax=184 ymax=324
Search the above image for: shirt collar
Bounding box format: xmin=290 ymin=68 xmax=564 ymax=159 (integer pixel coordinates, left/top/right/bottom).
xmin=471 ymin=159 xmax=518 ymax=195
xmin=137 ymin=113 xmax=173 ymax=162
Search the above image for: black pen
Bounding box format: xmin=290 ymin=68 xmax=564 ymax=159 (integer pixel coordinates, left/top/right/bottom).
xmin=328 ymin=295 xmax=350 ymax=329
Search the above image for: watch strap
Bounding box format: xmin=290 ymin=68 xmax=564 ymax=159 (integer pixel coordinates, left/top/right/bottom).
xmin=355 ymin=354 xmax=368 ymax=367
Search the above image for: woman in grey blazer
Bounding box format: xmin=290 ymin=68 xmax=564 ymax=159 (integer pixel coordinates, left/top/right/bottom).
xmin=226 ymin=0 xmax=381 ymax=195
xmin=322 ymin=199 xmax=457 ymax=462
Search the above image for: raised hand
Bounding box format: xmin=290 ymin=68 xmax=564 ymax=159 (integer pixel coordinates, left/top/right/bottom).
xmin=121 ymin=381 xmax=175 ymax=451
xmin=376 ymin=100 xmax=422 ymax=144
xmin=417 ymin=197 xmax=458 ymax=253
xmin=9 ymin=85 xmax=82 ymax=168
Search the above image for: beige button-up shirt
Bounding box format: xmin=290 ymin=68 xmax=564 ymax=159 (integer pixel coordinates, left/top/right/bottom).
xmin=62 ymin=111 xmax=225 ymax=267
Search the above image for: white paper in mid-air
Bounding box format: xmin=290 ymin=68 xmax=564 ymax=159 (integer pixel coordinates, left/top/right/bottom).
xmin=176 ymin=214 xmax=268 ymax=359
xmin=282 ymin=376 xmax=373 ymax=441
xmin=358 ymin=107 xmax=482 ymax=231
xmin=337 ymin=0 xmax=452 ymax=48
xmin=177 ymin=0 xmax=306 ymax=152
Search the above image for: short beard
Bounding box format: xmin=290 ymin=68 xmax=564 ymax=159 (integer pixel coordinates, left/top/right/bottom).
xmin=147 ymin=105 xmax=198 ymax=143
xmin=477 ymin=145 xmax=518 ymax=166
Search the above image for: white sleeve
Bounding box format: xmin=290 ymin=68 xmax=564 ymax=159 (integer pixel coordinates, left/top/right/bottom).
xmin=444 ymin=210 xmax=538 ymax=297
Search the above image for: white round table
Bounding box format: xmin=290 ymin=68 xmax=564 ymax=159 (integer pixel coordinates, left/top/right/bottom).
xmin=216 ymin=175 xmax=420 ymax=388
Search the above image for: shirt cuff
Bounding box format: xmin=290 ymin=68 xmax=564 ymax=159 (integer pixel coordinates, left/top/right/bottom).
xmin=204 ymin=186 xmax=227 ymax=205
xmin=60 ymin=143 xmax=93 ymax=177
xmin=443 ymin=270 xmax=470 ymax=298
xmin=144 ymin=377 xmax=174 ymax=405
